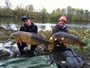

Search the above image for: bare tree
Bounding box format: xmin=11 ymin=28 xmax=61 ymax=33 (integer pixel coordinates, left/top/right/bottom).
xmin=5 ymin=0 xmax=11 ymax=9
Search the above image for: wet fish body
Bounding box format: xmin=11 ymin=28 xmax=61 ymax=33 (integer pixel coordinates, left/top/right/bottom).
xmin=10 ymin=31 xmax=49 ymax=48
xmin=53 ymin=32 xmax=87 ymax=48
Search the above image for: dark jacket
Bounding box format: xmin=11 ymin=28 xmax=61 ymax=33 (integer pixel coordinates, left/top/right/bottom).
xmin=17 ymin=23 xmax=38 ymax=55
xmin=20 ymin=23 xmax=38 ymax=33
xmin=52 ymin=24 xmax=68 ymax=34
xmin=52 ymin=24 xmax=69 ymax=52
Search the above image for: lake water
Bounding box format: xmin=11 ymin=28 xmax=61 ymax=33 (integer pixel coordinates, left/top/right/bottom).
xmin=0 ymin=18 xmax=90 ymax=31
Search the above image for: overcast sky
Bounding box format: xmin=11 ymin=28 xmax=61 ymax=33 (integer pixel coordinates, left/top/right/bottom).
xmin=0 ymin=0 xmax=90 ymax=13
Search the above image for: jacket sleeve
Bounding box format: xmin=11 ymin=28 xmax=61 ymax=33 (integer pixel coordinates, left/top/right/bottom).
xmin=20 ymin=26 xmax=26 ymax=31
xmin=64 ymin=27 xmax=69 ymax=33
xmin=52 ymin=26 xmax=58 ymax=35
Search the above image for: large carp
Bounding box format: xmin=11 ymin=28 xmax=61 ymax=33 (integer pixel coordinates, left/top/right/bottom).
xmin=10 ymin=31 xmax=49 ymax=48
xmin=48 ymin=32 xmax=87 ymax=51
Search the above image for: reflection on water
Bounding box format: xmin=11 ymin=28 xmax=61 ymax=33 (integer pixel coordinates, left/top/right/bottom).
xmin=36 ymin=23 xmax=54 ymax=31
xmin=0 ymin=18 xmax=90 ymax=31
xmin=66 ymin=24 xmax=90 ymax=28
xmin=0 ymin=22 xmax=90 ymax=31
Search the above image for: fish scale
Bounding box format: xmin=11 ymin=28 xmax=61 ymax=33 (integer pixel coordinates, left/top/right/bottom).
xmin=48 ymin=32 xmax=87 ymax=52
xmin=10 ymin=31 xmax=49 ymax=49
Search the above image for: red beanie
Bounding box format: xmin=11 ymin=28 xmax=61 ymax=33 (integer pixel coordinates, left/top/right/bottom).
xmin=59 ymin=16 xmax=67 ymax=23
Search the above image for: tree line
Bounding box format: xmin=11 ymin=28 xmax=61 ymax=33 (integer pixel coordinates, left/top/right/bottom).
xmin=0 ymin=0 xmax=90 ymax=23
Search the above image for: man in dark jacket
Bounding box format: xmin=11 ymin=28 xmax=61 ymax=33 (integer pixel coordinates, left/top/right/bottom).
xmin=50 ymin=16 xmax=84 ymax=68
xmin=17 ymin=16 xmax=38 ymax=56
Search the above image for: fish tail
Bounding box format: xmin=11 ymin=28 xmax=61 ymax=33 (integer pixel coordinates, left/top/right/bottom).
xmin=46 ymin=36 xmax=55 ymax=52
xmin=80 ymin=42 xmax=87 ymax=50
xmin=44 ymin=43 xmax=50 ymax=51
xmin=81 ymin=42 xmax=87 ymax=46
xmin=83 ymin=43 xmax=87 ymax=46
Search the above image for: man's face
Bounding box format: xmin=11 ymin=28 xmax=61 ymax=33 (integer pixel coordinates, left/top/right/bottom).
xmin=58 ymin=20 xmax=66 ymax=27
xmin=24 ymin=19 xmax=32 ymax=26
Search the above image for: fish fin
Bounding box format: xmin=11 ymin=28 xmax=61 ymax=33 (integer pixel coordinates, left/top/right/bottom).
xmin=44 ymin=43 xmax=49 ymax=51
xmin=19 ymin=40 xmax=22 ymax=46
xmin=16 ymin=38 xmax=22 ymax=46
xmin=16 ymin=40 xmax=22 ymax=46
xmin=27 ymin=44 xmax=31 ymax=48
xmin=16 ymin=41 xmax=18 ymax=44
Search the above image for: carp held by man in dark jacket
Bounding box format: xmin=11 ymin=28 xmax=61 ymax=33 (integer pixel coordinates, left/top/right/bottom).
xmin=10 ymin=31 xmax=49 ymax=49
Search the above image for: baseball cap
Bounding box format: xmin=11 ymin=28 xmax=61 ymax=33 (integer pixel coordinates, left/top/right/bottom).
xmin=22 ymin=16 xmax=31 ymax=21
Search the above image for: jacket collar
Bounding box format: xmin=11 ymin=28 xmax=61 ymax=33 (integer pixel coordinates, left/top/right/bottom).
xmin=57 ymin=24 xmax=66 ymax=29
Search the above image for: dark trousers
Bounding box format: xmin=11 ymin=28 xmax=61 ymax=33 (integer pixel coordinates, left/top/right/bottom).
xmin=17 ymin=42 xmax=37 ymax=55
